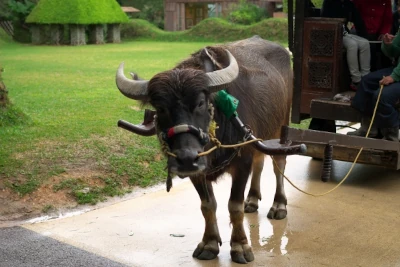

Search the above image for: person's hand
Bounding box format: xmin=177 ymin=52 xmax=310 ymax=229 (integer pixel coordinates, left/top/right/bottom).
xmin=382 ymin=33 xmax=395 ymax=45
xmin=379 ymin=76 xmax=394 ymax=85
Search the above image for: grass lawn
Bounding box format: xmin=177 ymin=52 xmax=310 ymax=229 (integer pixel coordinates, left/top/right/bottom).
xmin=0 ymin=38 xmax=308 ymax=207
xmin=0 ymin=40 xmax=217 ymax=203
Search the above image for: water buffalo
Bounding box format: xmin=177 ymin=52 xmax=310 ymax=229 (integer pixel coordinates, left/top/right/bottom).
xmin=115 ymin=35 xmax=302 ymax=264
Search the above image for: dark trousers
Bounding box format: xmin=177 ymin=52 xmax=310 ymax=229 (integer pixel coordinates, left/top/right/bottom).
xmin=351 ymin=67 xmax=400 ymax=128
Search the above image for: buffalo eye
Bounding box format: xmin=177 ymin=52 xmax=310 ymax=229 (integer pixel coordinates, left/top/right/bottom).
xmin=197 ymin=100 xmax=205 ymax=108
xmin=157 ymin=107 xmax=167 ymax=114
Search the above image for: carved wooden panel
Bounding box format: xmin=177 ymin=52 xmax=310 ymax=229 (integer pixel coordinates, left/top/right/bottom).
xmin=300 ymin=18 xmax=344 ymax=114
xmin=310 ymin=30 xmax=335 ymax=56
xmin=308 ymin=61 xmax=333 ymax=88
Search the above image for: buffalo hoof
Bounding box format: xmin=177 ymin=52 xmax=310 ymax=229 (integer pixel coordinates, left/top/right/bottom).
xmin=267 ymin=207 xmax=287 ymax=220
xmin=193 ymin=240 xmax=219 ymax=260
xmin=230 ymin=243 xmax=254 ymax=264
xmin=244 ymin=202 xmax=258 ymax=213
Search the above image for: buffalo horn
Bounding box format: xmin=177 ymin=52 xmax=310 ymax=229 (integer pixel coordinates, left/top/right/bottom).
xmin=116 ymin=62 xmax=149 ymax=100
xmin=206 ymin=49 xmax=239 ymax=92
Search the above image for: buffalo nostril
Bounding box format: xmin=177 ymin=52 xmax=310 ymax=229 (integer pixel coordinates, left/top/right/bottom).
xmin=175 ymin=149 xmax=199 ymax=168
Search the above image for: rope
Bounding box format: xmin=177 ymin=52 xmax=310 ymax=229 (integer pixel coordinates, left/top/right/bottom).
xmin=165 ymin=137 xmax=263 ymax=158
xmin=273 ymin=84 xmax=385 ymax=197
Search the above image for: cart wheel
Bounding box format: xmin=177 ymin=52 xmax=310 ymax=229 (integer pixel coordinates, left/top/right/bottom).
xmin=308 ymin=118 xmax=336 ymax=133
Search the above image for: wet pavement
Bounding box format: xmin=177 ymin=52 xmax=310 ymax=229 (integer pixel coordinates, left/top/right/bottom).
xmin=7 ymin=153 xmax=400 ymax=267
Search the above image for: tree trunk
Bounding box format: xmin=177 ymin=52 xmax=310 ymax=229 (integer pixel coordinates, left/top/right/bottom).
xmin=50 ymin=24 xmax=61 ymax=45
xmin=70 ymin=24 xmax=86 ymax=46
xmin=88 ymin=24 xmax=104 ymax=44
xmin=107 ymin=24 xmax=121 ymax=43
xmin=31 ymin=24 xmax=44 ymax=45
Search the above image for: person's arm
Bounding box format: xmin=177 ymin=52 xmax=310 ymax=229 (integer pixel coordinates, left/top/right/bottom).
xmin=382 ymin=33 xmax=400 ymax=58
xmin=381 ymin=34 xmax=400 ymax=81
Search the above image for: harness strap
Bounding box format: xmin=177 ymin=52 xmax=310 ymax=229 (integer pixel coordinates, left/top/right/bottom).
xmin=162 ymin=124 xmax=210 ymax=146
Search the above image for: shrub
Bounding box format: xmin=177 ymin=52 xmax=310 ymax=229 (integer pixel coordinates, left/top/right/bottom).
xmin=0 ymin=66 xmax=8 ymax=108
xmin=7 ymin=0 xmax=36 ymax=43
xmin=138 ymin=4 xmax=164 ymax=29
xmin=227 ymin=0 xmax=268 ymax=25
xmin=282 ymin=0 xmax=323 ymax=14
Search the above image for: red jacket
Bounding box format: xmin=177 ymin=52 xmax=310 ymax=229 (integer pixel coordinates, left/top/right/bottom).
xmin=353 ymin=0 xmax=393 ymax=38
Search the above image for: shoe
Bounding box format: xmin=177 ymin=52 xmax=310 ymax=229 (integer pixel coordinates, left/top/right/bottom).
xmin=381 ymin=127 xmax=399 ymax=142
xmin=350 ymin=82 xmax=359 ymax=91
xmin=347 ymin=116 xmax=378 ymax=137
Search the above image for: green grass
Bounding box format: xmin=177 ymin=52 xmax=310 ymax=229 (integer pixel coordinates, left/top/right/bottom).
xmin=0 ymin=38 xmax=215 ymax=203
xmin=0 ymin=19 xmax=306 ymax=205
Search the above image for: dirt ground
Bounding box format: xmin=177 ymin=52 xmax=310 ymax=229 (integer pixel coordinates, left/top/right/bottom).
xmin=0 ymin=173 xmax=173 ymax=227
xmin=0 ymin=179 xmax=78 ymax=224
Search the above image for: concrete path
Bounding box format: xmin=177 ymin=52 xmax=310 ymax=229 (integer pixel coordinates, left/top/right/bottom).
xmin=5 ymin=154 xmax=399 ymax=267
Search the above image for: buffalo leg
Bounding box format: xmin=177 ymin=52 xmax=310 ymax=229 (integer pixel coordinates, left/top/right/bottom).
xmin=267 ymin=155 xmax=287 ymax=220
xmin=229 ymin=159 xmax=254 ymax=264
xmin=190 ymin=177 xmax=221 ymax=260
xmin=245 ymin=152 xmax=264 ymax=213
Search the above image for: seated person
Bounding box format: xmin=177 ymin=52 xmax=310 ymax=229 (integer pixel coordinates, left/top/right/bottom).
xmin=347 ymin=33 xmax=400 ymax=142
xmin=353 ymin=0 xmax=393 ymax=70
xmin=321 ymin=0 xmax=370 ymax=90
xmin=353 ymin=0 xmax=393 ymax=41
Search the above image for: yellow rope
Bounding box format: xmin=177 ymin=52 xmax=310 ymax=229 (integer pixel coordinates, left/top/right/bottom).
xmin=273 ymin=84 xmax=385 ymax=197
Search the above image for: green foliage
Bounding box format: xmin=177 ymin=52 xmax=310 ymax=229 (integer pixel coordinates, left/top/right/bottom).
xmin=8 ymin=0 xmax=35 ymax=22
xmin=26 ymin=0 xmax=129 ymax=24
xmin=117 ymin=0 xmax=164 ymax=28
xmin=118 ymin=0 xmax=162 ymax=12
xmin=283 ymin=0 xmax=323 ymax=13
xmin=138 ymin=4 xmax=164 ymax=29
xmin=4 ymin=0 xmax=36 ymax=43
xmin=12 ymin=20 xmax=31 ymax=43
xmin=227 ymin=0 xmax=268 ymax=25
xmin=122 ymin=18 xmax=288 ymax=44
xmin=312 ymin=0 xmax=323 ymax=8
xmin=0 ymin=105 xmax=32 ymax=126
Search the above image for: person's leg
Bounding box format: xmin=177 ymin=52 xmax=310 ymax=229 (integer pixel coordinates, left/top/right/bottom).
xmin=343 ymin=34 xmax=362 ymax=83
xmin=351 ymin=68 xmax=394 ymax=114
xmin=347 ymin=68 xmax=394 ymax=137
xmin=372 ymin=82 xmax=400 ymax=141
xmin=351 ymin=35 xmax=371 ymax=77
xmin=374 ymin=86 xmax=400 ymax=128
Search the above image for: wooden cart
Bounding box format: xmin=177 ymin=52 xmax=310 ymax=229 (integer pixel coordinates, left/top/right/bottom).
xmin=285 ymin=0 xmax=400 ymax=174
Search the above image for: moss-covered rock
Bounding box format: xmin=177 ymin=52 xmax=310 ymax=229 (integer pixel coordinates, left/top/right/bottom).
xmin=26 ymin=0 xmax=129 ymax=24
